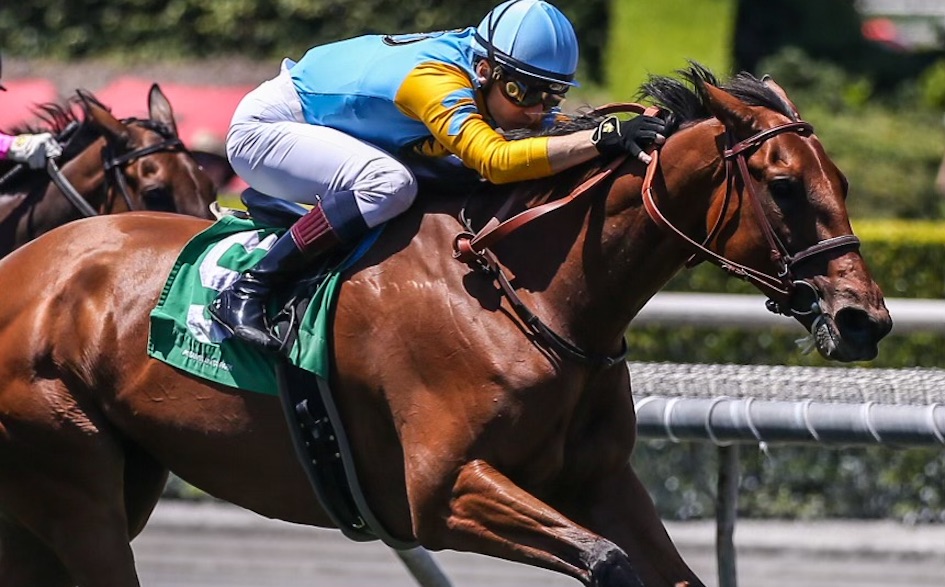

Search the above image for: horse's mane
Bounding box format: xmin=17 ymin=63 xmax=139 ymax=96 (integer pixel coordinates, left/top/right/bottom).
xmin=8 ymin=95 xmax=84 ymax=136
xmin=0 ymin=99 xmax=79 ymax=176
xmin=9 ymin=90 xmax=175 ymax=139
xmin=478 ymin=62 xmax=797 ymax=207
xmin=639 ymin=61 xmax=798 ymax=128
xmin=0 ymin=95 xmax=96 ymax=177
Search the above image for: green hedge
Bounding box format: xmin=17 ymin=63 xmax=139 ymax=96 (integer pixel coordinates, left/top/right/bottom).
xmin=607 ymin=0 xmax=734 ymax=100
xmin=756 ymin=49 xmax=945 ymax=221
xmin=633 ymin=441 xmax=945 ymax=523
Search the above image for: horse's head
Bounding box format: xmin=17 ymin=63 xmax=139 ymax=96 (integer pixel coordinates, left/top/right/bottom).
xmin=646 ymin=65 xmax=891 ymax=361
xmin=77 ymin=85 xmax=216 ymax=218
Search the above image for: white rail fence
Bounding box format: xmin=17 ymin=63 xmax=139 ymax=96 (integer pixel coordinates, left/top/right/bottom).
xmin=629 ymin=293 xmax=945 ymax=587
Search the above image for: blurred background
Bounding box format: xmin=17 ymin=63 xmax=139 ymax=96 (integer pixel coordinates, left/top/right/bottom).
xmin=1 ymin=0 xmax=942 ymax=546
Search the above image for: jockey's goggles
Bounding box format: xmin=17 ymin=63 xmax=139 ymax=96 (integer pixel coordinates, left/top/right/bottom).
xmin=497 ymin=71 xmax=568 ymax=108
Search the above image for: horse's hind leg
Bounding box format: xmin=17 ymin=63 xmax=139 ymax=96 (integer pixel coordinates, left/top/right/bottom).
xmin=0 ymin=380 xmax=145 ymax=586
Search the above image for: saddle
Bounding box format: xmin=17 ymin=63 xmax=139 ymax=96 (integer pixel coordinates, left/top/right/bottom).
xmin=239 ymin=188 xmax=414 ymax=549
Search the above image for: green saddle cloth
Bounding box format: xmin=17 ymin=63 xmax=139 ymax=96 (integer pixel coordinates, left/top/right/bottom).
xmin=148 ymin=215 xmax=365 ymax=395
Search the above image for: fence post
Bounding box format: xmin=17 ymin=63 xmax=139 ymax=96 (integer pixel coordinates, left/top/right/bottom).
xmin=716 ymin=444 xmax=740 ymax=587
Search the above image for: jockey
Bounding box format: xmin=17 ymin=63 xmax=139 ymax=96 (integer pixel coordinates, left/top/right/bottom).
xmin=211 ymin=0 xmax=667 ymax=349
xmin=0 ymin=54 xmax=62 ymax=169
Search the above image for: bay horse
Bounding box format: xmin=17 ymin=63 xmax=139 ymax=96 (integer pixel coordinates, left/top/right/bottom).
xmin=0 ymin=84 xmax=216 ymax=256
xmin=0 ymin=65 xmax=891 ymax=586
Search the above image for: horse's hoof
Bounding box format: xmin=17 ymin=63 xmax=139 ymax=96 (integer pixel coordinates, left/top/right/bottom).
xmin=587 ymin=542 xmax=645 ymax=587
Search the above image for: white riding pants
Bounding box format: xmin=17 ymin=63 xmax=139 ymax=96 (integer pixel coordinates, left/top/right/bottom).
xmin=226 ymin=63 xmax=418 ymax=229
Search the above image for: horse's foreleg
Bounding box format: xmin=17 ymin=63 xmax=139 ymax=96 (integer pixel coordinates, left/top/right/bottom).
xmin=412 ymin=459 xmax=646 ymax=587
xmin=574 ymin=463 xmax=706 ymax=587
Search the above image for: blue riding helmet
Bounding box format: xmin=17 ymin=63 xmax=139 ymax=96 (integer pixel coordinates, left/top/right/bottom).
xmin=473 ymin=0 xmax=580 ymax=90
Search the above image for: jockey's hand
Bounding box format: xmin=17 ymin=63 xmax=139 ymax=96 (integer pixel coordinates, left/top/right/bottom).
xmin=7 ymin=133 xmax=63 ymax=169
xmin=591 ymin=114 xmax=666 ymax=163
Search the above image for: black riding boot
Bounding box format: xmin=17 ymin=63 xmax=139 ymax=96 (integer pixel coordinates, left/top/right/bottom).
xmin=208 ymin=201 xmax=350 ymax=350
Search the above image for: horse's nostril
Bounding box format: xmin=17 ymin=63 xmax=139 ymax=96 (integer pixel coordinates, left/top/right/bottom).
xmin=834 ymin=307 xmax=879 ymax=344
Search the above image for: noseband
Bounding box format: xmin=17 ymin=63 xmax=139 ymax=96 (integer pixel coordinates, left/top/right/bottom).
xmin=641 ymin=119 xmax=861 ymax=317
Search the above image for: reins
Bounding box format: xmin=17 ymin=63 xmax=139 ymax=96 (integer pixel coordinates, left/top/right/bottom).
xmin=452 ymin=101 xmax=864 ymax=368
xmin=0 ymin=122 xmax=99 ymax=217
xmin=453 ymin=103 xmax=655 ymax=369
xmin=453 ymin=103 xmax=658 ymax=262
xmin=46 ymin=159 xmax=99 ymax=216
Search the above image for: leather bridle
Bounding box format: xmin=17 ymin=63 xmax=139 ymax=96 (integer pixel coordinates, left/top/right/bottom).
xmin=45 ymin=119 xmax=187 ymax=217
xmin=453 ymin=103 xmax=862 ymax=367
xmin=101 ymin=120 xmax=187 ymax=213
xmin=641 ymin=119 xmax=861 ymax=317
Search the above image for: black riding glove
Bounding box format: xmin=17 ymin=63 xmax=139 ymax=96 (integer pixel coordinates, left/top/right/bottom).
xmin=591 ymin=114 xmax=667 ymax=159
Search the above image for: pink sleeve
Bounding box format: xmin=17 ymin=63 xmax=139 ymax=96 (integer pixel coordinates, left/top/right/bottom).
xmin=0 ymin=133 xmax=14 ymax=159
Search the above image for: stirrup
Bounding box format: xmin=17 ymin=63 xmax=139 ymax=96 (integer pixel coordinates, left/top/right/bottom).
xmin=232 ymin=324 xmax=282 ymax=351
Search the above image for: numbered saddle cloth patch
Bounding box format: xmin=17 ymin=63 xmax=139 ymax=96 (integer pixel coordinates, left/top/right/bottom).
xmin=148 ymin=215 xmax=342 ymax=395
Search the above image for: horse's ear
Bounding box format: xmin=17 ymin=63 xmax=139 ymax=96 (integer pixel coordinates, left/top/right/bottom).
xmin=77 ymin=89 xmax=130 ymax=145
xmin=761 ymin=75 xmax=801 ymax=120
xmin=697 ymin=81 xmax=758 ymax=138
xmin=148 ymin=83 xmax=179 ymax=138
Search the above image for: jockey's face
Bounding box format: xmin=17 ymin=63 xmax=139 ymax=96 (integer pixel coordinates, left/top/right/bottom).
xmin=476 ymin=60 xmax=545 ymax=131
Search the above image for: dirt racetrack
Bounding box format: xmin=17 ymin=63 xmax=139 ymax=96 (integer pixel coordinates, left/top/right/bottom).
xmin=134 ymin=500 xmax=945 ymax=587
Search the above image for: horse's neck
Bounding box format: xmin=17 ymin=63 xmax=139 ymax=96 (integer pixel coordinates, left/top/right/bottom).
xmin=368 ymin=133 xmax=722 ymax=357
xmin=607 ymin=123 xmax=723 ymax=320
xmin=481 ymin=126 xmax=722 ymax=351
xmin=59 ymin=140 xmax=111 ymax=206
xmin=392 ymin=171 xmax=648 ymax=355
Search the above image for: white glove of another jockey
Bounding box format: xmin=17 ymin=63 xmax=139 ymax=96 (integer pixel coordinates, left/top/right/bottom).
xmin=7 ymin=133 xmax=63 ymax=169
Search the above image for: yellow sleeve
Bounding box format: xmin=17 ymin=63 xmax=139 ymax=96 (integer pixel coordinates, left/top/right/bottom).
xmin=394 ymin=61 xmax=553 ymax=184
